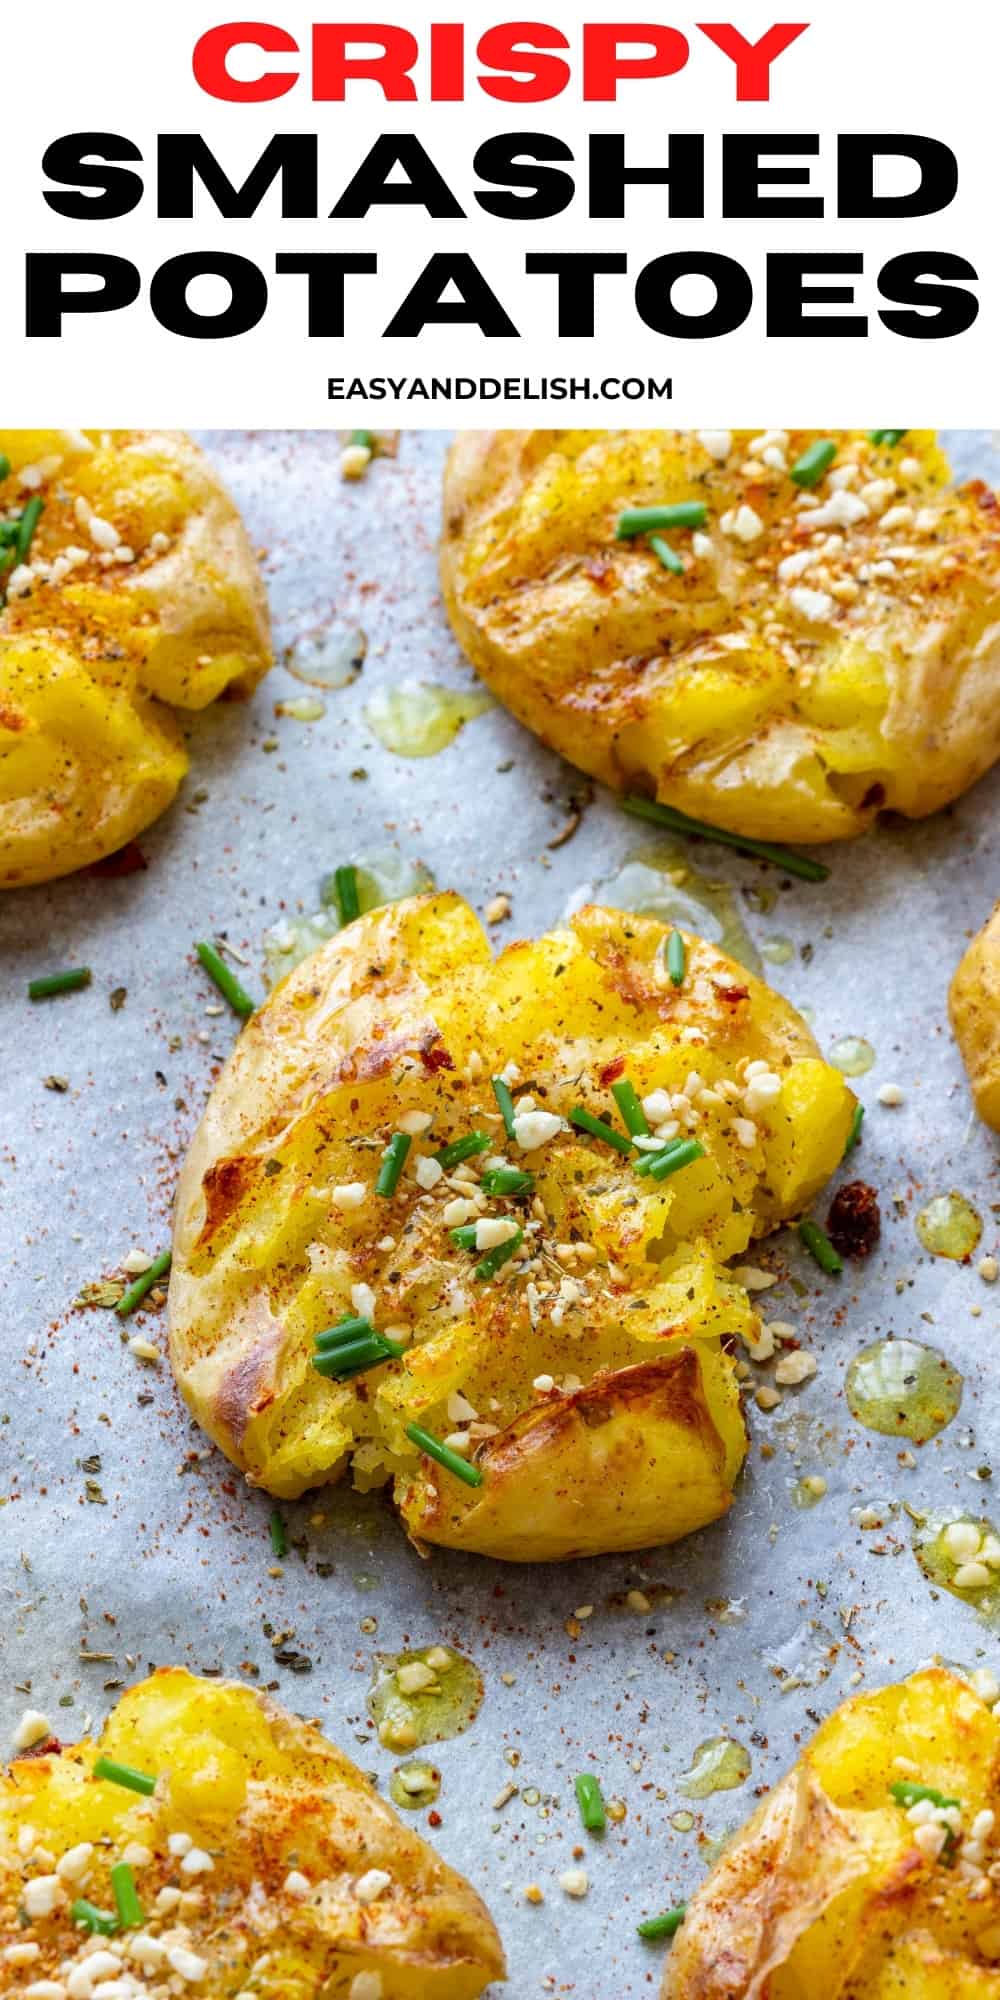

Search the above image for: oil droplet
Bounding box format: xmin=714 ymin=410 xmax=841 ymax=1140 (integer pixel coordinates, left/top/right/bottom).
xmin=912 ymin=1514 xmax=1000 ymax=1625
xmin=846 ymin=1338 xmax=963 ymax=1443
xmin=262 ymin=849 xmax=435 ymax=985
xmin=274 ymin=695 xmax=326 ymax=722
xmin=678 ymin=1737 xmax=751 ymax=1799
xmin=368 ymin=1645 xmax=483 ymax=1752
xmin=597 ymin=843 xmax=762 ymax=975
xmin=364 ymin=681 xmax=494 ymax=757
xmin=284 ymin=624 xmax=367 ymax=689
xmin=792 ymin=1475 xmax=828 ymax=1509
xmin=389 ymin=1760 xmax=441 ymax=1811
xmin=828 ymin=1036 xmax=875 ymax=1078
xmin=760 ymin=935 xmax=795 ymax=966
xmin=671 ymin=1810 xmax=695 ymax=1833
xmin=916 ymin=1192 xmax=983 ymax=1262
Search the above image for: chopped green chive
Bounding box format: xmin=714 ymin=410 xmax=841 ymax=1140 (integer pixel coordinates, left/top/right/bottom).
xmin=110 ymin=1861 xmax=144 ymax=1930
xmin=617 ymin=503 xmax=708 ymax=537
xmin=28 ymin=967 xmax=92 ymax=1001
xmin=845 ymin=1103 xmax=865 ymax=1154
xmin=115 ymin=1249 xmax=172 ymax=1318
xmin=569 ymin=1107 xmax=634 ymax=1155
xmin=450 ymin=1224 xmax=479 ymax=1250
xmin=92 ymin=1756 xmax=157 ymax=1796
xmin=623 ymin=795 xmax=830 ymax=884
xmin=333 ymin=864 xmax=360 ymax=925
xmin=269 ymin=1509 xmax=287 ymax=1557
xmin=790 ymin=440 xmax=837 ymax=488
xmin=869 ymin=430 xmax=908 ymax=447
xmin=574 ymin=1772 xmax=607 ymax=1832
xmin=492 ymin=1075 xmax=517 ymax=1139
xmin=649 ymin=535 xmax=685 ymax=575
xmin=480 ymin=1166 xmax=534 ymax=1197
xmin=15 ymin=494 xmax=44 ymax=565
xmin=71 ymin=1899 xmax=119 ymax=1936
xmin=634 ymin=1138 xmax=705 ymax=1181
xmin=666 ymin=930 xmax=686 ymax=987
xmin=194 ymin=941 xmax=256 ymax=1020
xmin=434 ymin=1131 xmax=491 ymax=1170
xmin=350 ymin=429 xmax=374 ymax=450
xmin=890 ymin=1781 xmax=959 ymax=1811
xmin=314 ymin=1314 xmax=376 ymax=1348
xmin=406 ymin=1422 xmax=484 ymax=1488
xmin=376 ymin=1131 xmax=411 ymax=1197
xmin=312 ymin=1318 xmax=406 ymax=1378
xmin=0 ymin=454 xmax=10 ymax=483
xmin=798 ymin=1218 xmax=843 ymax=1275
xmin=638 ymin=1904 xmax=687 ymax=1942
xmin=475 ymin=1227 xmax=524 ymax=1280
xmin=611 ymin=1079 xmax=649 ymax=1138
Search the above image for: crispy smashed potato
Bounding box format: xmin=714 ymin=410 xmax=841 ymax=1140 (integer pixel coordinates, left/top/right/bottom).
xmin=950 ymin=902 xmax=1000 ymax=1130
xmin=0 ymin=1667 xmax=504 ymax=1998
xmin=441 ymin=429 xmax=1000 ymax=843
xmin=169 ymin=894 xmax=852 ymax=1558
xmin=0 ymin=429 xmax=271 ymax=886
xmin=664 ymin=1667 xmax=1000 ymax=2000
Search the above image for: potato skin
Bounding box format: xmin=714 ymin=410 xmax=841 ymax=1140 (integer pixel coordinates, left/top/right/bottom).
xmin=169 ymin=893 xmax=853 ymax=1558
xmin=441 ymin=429 xmax=1000 ymax=843
xmin=950 ymin=902 xmax=1000 ymax=1130
xmin=0 ymin=1667 xmax=505 ymax=1998
xmin=0 ymin=429 xmax=271 ymax=885
xmin=663 ymin=1667 xmax=1000 ymax=2000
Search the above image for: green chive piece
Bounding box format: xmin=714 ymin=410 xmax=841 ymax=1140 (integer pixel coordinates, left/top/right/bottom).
xmin=350 ymin=429 xmax=374 ymax=451
xmin=376 ymin=1131 xmax=411 ymax=1197
xmin=15 ymin=494 xmax=44 ymax=564
xmin=110 ymin=1860 xmax=144 ymax=1930
xmin=622 ymin=795 xmax=830 ymax=884
xmin=491 ymin=1076 xmax=517 ymax=1139
xmin=269 ymin=1509 xmax=287 ymax=1557
xmin=638 ymin=1904 xmax=687 ymax=1942
xmin=666 ymin=930 xmax=686 ymax=987
xmin=0 ymin=454 xmax=10 ymax=483
xmin=569 ymin=1107 xmax=634 ymax=1155
xmin=434 ymin=1131 xmax=491 ymax=1170
xmin=93 ymin=1756 xmax=157 ymax=1796
xmin=649 ymin=535 xmax=685 ymax=575
xmin=406 ymin=1422 xmax=484 ymax=1488
xmin=313 ymin=1336 xmax=403 ymax=1379
xmin=790 ymin=440 xmax=837 ymax=488
xmin=798 ymin=1218 xmax=843 ymax=1275
xmin=611 ymin=1079 xmax=649 ymax=1138
xmin=114 ymin=1249 xmax=172 ymax=1318
xmin=869 ymin=430 xmax=908 ymax=447
xmin=71 ymin=1899 xmax=119 ymax=1936
xmin=333 ymin=864 xmax=360 ymax=925
xmin=635 ymin=1138 xmax=705 ymax=1181
xmin=28 ymin=967 xmax=92 ymax=1001
xmin=845 ymin=1104 xmax=865 ymax=1154
xmin=574 ymin=1773 xmax=607 ymax=1832
xmin=617 ymin=503 xmax=708 ymax=538
xmin=450 ymin=1224 xmax=479 ymax=1250
xmin=890 ymin=1780 xmax=959 ymax=1811
xmin=194 ymin=941 xmax=256 ymax=1020
xmin=480 ymin=1167 xmax=534 ymax=1197
xmin=315 ymin=1315 xmax=376 ymax=1349
xmin=475 ymin=1227 xmax=524 ymax=1281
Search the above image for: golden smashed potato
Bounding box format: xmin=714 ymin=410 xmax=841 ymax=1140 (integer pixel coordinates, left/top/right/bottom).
xmin=951 ymin=902 xmax=1000 ymax=1130
xmin=169 ymin=894 xmax=852 ymax=1558
xmin=0 ymin=429 xmax=271 ymax=886
xmin=441 ymin=429 xmax=1000 ymax=844
xmin=0 ymin=1667 xmax=504 ymax=1999
xmin=664 ymin=1666 xmax=1000 ymax=2000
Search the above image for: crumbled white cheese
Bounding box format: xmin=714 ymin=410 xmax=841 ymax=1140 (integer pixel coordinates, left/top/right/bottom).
xmin=354 ymin=1867 xmax=393 ymax=1904
xmin=22 ymin=1874 xmax=63 ymax=1919
xmin=331 ymin=1182 xmax=367 ymax=1209
xmin=513 ymin=1109 xmax=562 ymax=1151
xmin=351 ymin=1283 xmax=377 ymax=1320
xmin=788 ymin=586 xmax=835 ymax=623
xmin=720 ymin=504 xmax=764 ymax=545
xmin=696 ymin=429 xmax=732 ymax=461
xmin=414 ymin=1155 xmax=443 ymax=1190
xmin=283 ymin=1869 xmax=311 ymax=1897
xmin=474 ymin=1216 xmax=519 ymax=1250
xmin=398 ymin=1109 xmax=433 ymax=1136
xmin=12 ymin=1709 xmax=51 ymax=1751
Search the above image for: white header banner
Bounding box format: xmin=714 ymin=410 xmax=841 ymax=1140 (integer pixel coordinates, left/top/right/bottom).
xmin=3 ymin=0 xmax=996 ymax=423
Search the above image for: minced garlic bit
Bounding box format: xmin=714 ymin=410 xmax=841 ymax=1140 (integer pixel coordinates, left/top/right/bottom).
xmin=774 ymin=1350 xmax=817 ymax=1387
xmin=877 ymin=1082 xmax=904 ymax=1106
xmin=12 ymin=1708 xmax=51 ymax=1751
xmin=558 ymin=1866 xmax=590 ymax=1897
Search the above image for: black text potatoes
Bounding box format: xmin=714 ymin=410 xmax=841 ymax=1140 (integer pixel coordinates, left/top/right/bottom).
xmin=168 ymin=895 xmax=852 ymax=1560
xmin=441 ymin=430 xmax=1000 ymax=844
